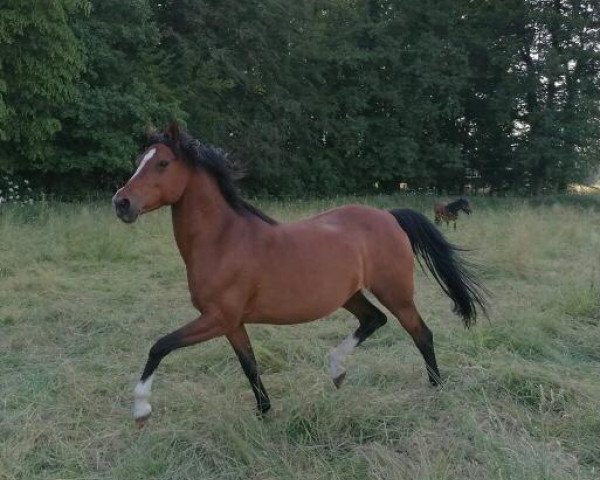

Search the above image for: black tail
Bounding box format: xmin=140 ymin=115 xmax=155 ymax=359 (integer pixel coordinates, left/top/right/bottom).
xmin=390 ymin=208 xmax=488 ymax=327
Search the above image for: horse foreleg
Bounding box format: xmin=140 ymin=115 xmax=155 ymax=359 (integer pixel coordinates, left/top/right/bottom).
xmin=227 ymin=325 xmax=271 ymax=415
xmin=328 ymin=291 xmax=387 ymax=388
xmin=134 ymin=313 xmax=226 ymax=427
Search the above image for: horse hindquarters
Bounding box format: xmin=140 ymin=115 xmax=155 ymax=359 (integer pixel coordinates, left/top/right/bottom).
xmin=365 ymin=208 xmax=486 ymax=384
xmin=388 ymin=208 xmax=486 ymax=327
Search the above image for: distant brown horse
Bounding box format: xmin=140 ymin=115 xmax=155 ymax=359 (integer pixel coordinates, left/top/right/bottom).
xmin=434 ymin=198 xmax=472 ymax=230
xmin=112 ymin=123 xmax=486 ymax=427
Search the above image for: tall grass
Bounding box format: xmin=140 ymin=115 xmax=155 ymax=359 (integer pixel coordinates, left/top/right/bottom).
xmin=1 ymin=196 xmax=599 ymax=479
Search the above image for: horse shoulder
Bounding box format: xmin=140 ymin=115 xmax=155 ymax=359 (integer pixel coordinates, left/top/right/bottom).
xmin=186 ymin=224 xmax=263 ymax=317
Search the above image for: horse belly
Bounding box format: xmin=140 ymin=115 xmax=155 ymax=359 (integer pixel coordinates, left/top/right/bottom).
xmin=247 ymin=242 xmax=363 ymax=324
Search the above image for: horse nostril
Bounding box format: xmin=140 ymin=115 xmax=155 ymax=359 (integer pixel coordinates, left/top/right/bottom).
xmin=117 ymin=197 xmax=130 ymax=212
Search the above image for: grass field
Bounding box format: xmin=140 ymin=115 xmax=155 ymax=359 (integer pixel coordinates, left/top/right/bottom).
xmin=1 ymin=195 xmax=599 ymax=480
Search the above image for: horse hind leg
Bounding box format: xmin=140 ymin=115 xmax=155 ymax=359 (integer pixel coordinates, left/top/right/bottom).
xmin=328 ymin=291 xmax=387 ymax=388
xmin=372 ymin=288 xmax=441 ymax=386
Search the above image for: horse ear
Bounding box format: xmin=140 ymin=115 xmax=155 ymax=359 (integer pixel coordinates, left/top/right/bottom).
xmin=166 ymin=121 xmax=180 ymax=142
xmin=144 ymin=123 xmax=158 ymax=141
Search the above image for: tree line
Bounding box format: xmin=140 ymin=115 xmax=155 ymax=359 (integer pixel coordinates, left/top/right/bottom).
xmin=0 ymin=0 xmax=599 ymax=196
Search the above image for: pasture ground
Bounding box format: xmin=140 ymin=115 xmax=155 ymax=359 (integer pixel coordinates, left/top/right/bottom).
xmin=1 ymin=195 xmax=599 ymax=480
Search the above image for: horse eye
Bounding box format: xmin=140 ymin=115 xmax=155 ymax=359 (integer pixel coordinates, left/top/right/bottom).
xmin=158 ymin=159 xmax=169 ymax=168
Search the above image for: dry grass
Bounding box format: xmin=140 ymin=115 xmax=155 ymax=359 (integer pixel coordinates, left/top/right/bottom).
xmin=1 ymin=195 xmax=599 ymax=479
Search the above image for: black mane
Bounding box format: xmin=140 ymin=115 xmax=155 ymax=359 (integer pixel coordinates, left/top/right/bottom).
xmin=146 ymin=130 xmax=277 ymax=225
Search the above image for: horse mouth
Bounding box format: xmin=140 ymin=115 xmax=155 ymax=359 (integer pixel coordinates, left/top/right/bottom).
xmin=117 ymin=211 xmax=139 ymax=223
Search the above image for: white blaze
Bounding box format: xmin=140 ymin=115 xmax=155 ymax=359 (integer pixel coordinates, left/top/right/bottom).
xmin=131 ymin=148 xmax=156 ymax=180
xmin=328 ymin=333 xmax=359 ymax=380
xmin=133 ymin=374 xmax=154 ymax=420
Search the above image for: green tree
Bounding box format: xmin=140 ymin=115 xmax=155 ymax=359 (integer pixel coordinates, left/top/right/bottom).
xmin=0 ymin=0 xmax=88 ymax=169
xmin=459 ymin=0 xmax=600 ymax=193
xmin=517 ymin=0 xmax=600 ymax=193
xmin=2 ymin=0 xmax=598 ymax=195
xmin=286 ymin=0 xmax=472 ymax=193
xmin=53 ymin=0 xmax=181 ymax=185
xmin=150 ymin=0 xmax=312 ymax=193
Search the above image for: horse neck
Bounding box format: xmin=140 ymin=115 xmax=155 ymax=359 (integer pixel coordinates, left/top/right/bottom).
xmin=170 ymin=170 xmax=242 ymax=263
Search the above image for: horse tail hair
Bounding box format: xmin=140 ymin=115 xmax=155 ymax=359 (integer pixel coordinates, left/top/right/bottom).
xmin=389 ymin=208 xmax=488 ymax=328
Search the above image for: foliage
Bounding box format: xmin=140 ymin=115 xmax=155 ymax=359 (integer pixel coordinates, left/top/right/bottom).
xmin=0 ymin=0 xmax=88 ymax=168
xmin=53 ymin=0 xmax=182 ymax=178
xmin=0 ymin=0 xmax=598 ymax=195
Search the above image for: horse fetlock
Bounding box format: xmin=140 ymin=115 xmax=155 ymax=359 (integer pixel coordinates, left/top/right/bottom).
xmin=133 ymin=375 xmax=154 ymax=424
xmin=327 ymin=349 xmax=347 ymax=386
xmin=257 ymin=401 xmax=272 ymax=416
xmin=332 ymin=371 xmax=347 ymax=388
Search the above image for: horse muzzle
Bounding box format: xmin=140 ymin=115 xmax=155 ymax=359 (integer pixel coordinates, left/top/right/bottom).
xmin=112 ymin=193 xmax=140 ymax=223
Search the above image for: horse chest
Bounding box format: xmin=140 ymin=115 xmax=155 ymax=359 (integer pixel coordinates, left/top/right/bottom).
xmin=186 ymin=273 xmax=220 ymax=311
xmin=185 ymin=260 xmax=252 ymax=315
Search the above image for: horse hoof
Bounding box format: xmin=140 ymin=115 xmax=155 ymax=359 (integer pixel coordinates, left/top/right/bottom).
xmin=135 ymin=414 xmax=151 ymax=429
xmin=429 ymin=377 xmax=443 ymax=387
xmin=332 ymin=371 xmax=347 ymax=389
xmin=257 ymin=403 xmax=271 ymax=417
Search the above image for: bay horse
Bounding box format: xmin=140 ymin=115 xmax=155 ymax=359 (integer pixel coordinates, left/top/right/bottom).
xmin=112 ymin=123 xmax=487 ymax=427
xmin=433 ymin=198 xmax=472 ymax=230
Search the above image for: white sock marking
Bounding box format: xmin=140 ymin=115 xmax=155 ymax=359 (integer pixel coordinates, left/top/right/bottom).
xmin=133 ymin=374 xmax=154 ymax=420
xmin=328 ymin=334 xmax=359 ymax=380
xmin=131 ymin=148 xmax=156 ymax=180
